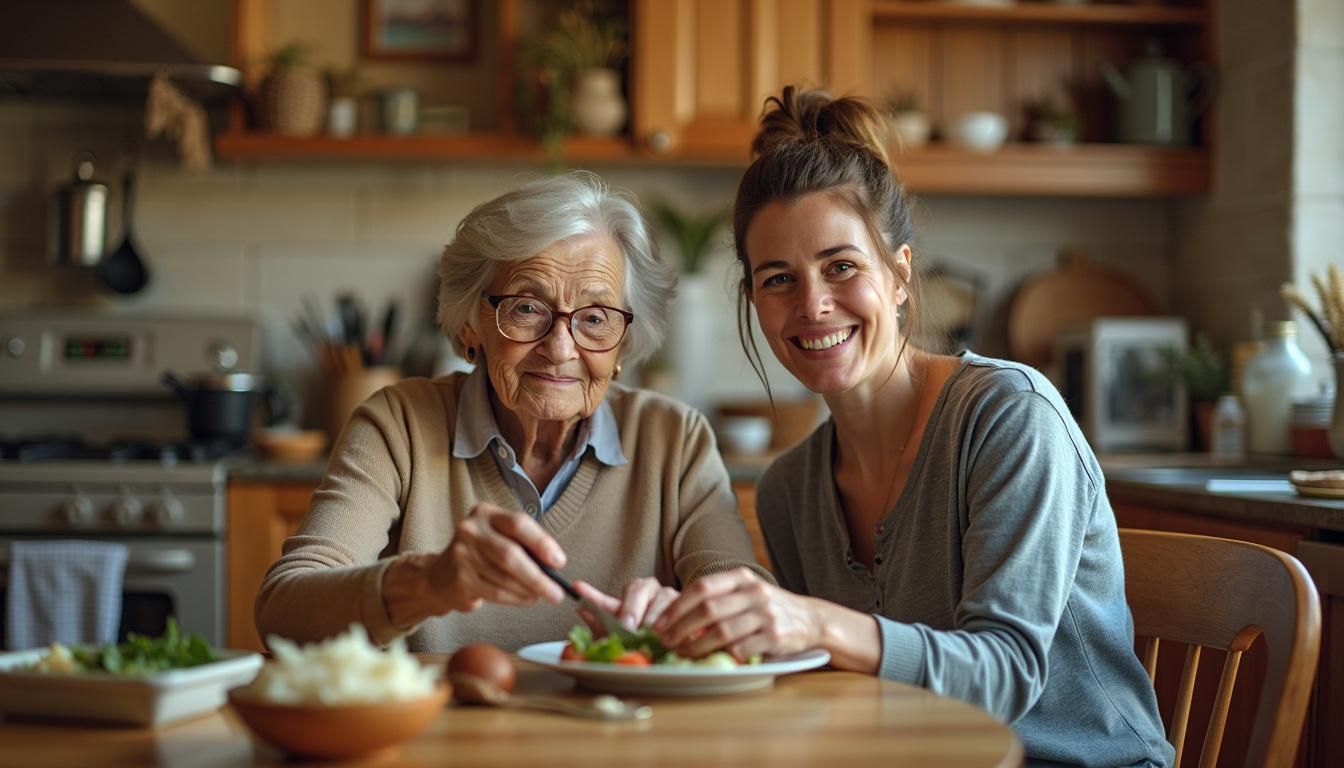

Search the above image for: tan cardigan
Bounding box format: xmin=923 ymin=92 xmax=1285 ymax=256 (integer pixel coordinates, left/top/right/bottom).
xmin=255 ymin=374 xmax=769 ymax=652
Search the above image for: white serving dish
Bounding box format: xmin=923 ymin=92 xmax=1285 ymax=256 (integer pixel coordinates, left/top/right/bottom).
xmin=0 ymin=647 xmax=262 ymax=725
xmin=518 ymin=641 xmax=830 ymax=697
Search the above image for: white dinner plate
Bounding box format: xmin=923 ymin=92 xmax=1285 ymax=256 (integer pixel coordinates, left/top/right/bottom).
xmin=516 ymin=641 xmax=830 ymax=697
xmin=0 ymin=647 xmax=262 ymax=725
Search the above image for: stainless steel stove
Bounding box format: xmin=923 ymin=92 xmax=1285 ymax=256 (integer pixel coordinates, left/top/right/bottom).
xmin=0 ymin=311 xmax=258 ymax=648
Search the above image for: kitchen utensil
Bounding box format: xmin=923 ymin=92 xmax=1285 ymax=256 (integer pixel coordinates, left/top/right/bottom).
xmin=376 ymin=300 xmax=400 ymax=365
xmin=449 ymin=672 xmax=651 ymax=720
xmin=523 ymin=548 xmax=641 ymax=645
xmin=1100 ymin=40 xmax=1211 ymax=146
xmin=96 ymin=170 xmax=150 ymax=294
xmin=162 ymin=370 xmax=290 ymax=443
xmin=50 ymin=153 xmax=109 ymax=268
xmin=1006 ymin=250 xmax=1152 ymax=370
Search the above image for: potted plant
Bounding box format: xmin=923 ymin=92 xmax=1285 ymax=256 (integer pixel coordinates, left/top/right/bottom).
xmin=651 ymin=201 xmax=728 ymax=276
xmin=519 ymin=2 xmax=627 ymax=156
xmin=1158 ymin=333 xmax=1230 ymax=450
xmin=884 ymin=90 xmax=931 ymax=150
xmin=1026 ymin=93 xmax=1082 ymax=145
xmin=258 ymin=42 xmax=326 ymax=137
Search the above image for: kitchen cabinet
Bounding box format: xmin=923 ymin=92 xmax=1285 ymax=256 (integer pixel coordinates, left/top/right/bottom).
xmin=1110 ymin=498 xmax=1333 ymax=767
xmin=630 ymin=0 xmax=869 ymax=161
xmin=227 ymin=479 xmax=315 ymax=652
xmin=217 ymin=0 xmax=1213 ymax=197
xmin=226 ymin=477 xmax=769 ymax=652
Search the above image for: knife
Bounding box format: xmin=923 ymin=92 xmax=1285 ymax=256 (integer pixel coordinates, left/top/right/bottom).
xmin=524 ymin=548 xmax=641 ymax=644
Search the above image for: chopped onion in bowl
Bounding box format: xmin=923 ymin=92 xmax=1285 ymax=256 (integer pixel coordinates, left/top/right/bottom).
xmin=243 ymin=624 xmax=440 ymax=705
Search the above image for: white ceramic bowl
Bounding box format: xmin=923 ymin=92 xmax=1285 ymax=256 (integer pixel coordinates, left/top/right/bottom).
xmin=717 ymin=416 xmax=772 ymax=455
xmin=952 ymin=111 xmax=1009 ymax=153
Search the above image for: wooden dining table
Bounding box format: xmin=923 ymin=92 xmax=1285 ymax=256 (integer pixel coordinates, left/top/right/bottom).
xmin=0 ymin=654 xmax=1023 ymax=767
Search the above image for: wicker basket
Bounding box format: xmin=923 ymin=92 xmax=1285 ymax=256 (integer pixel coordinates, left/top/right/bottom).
xmin=258 ymin=68 xmax=326 ymax=136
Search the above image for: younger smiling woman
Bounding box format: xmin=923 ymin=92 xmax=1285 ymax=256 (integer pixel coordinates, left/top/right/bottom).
xmin=651 ymin=88 xmax=1173 ymax=767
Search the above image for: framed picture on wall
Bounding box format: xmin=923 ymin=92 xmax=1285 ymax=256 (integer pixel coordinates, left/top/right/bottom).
xmin=363 ymin=0 xmax=476 ymax=62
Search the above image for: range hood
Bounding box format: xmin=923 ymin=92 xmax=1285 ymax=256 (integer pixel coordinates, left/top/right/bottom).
xmin=0 ymin=0 xmax=241 ymax=101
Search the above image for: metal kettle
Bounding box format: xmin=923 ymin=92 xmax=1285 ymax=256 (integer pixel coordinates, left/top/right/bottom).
xmin=49 ymin=153 xmax=109 ymax=267
xmin=1100 ymin=40 xmax=1210 ymax=146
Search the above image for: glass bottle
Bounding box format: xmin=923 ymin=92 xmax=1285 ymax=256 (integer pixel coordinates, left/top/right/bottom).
xmin=1241 ymin=321 xmax=1314 ymax=455
xmin=1209 ymin=394 xmax=1246 ymax=459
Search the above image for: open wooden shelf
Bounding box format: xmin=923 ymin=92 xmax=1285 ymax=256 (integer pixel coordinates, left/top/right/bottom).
xmin=891 ymin=143 xmax=1208 ymax=196
xmin=214 ymin=131 xmax=1206 ymax=197
xmin=215 ymin=131 xmax=636 ymax=163
xmin=871 ymin=0 xmax=1207 ymax=26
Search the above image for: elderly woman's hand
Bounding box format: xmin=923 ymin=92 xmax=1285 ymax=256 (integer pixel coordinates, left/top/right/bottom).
xmin=383 ymin=503 xmax=567 ymax=628
xmin=573 ymin=578 xmax=680 ymax=635
xmin=652 ymin=567 xmax=821 ymax=661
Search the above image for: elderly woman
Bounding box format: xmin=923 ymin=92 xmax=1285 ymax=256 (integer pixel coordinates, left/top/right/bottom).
xmin=256 ymin=171 xmax=768 ymax=652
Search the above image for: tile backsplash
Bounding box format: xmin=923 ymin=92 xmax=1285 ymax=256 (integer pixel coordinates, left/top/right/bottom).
xmin=0 ymin=102 xmax=1173 ymax=421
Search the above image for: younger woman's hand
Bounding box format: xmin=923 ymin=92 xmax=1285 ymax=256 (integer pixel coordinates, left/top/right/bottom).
xmin=573 ymin=578 xmax=680 ymax=635
xmin=652 ymin=567 xmax=821 ymax=661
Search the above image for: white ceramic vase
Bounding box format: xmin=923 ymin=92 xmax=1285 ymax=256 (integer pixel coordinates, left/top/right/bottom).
xmin=1329 ymin=355 xmax=1344 ymax=459
xmin=886 ymin=112 xmax=931 ymax=150
xmin=670 ymin=273 xmax=715 ymax=415
xmin=570 ymin=68 xmax=627 ymax=136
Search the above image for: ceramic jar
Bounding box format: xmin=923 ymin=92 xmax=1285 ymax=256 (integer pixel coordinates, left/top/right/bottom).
xmin=1242 ymin=321 xmax=1314 ymax=454
xmin=570 ymin=68 xmax=627 ymax=136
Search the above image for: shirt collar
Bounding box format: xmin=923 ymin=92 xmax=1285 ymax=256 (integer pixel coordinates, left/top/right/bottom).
xmin=452 ymin=364 xmax=626 ymax=466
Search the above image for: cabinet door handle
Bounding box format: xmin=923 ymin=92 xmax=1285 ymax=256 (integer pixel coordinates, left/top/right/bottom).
xmin=647 ymin=130 xmax=672 ymax=153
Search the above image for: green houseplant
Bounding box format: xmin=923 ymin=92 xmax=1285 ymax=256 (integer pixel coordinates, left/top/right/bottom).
xmin=650 ymin=202 xmax=728 ymax=275
xmin=1159 ymin=333 xmax=1230 ymax=450
xmin=518 ymin=2 xmax=627 ymax=159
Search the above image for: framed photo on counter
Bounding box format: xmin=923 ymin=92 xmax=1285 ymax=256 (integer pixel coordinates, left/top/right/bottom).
xmin=363 ymin=0 xmax=476 ymax=62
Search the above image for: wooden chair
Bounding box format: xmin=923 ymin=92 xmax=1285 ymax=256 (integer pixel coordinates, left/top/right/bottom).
xmin=1118 ymin=528 xmax=1321 ymax=768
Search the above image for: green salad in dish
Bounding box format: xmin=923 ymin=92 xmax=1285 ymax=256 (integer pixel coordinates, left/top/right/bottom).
xmin=26 ymin=618 xmax=216 ymax=676
xmin=563 ymin=625 xmax=759 ymax=668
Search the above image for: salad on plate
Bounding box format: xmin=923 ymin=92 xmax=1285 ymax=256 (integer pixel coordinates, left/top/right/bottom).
xmin=560 ymin=625 xmax=758 ymax=668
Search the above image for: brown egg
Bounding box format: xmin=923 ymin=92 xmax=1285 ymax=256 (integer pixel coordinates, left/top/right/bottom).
xmin=448 ymin=643 xmax=516 ymax=701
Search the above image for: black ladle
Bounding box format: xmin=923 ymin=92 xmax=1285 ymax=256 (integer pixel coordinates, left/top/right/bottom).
xmin=96 ymin=170 xmax=150 ymax=294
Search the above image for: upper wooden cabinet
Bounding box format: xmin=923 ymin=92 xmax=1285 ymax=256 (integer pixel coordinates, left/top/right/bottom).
xmin=217 ymin=0 xmax=1214 ymax=197
xmin=630 ymin=0 xmax=869 ymax=161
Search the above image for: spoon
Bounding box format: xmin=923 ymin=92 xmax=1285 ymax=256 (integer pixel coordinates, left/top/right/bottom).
xmin=96 ymin=170 xmax=150 ymax=294
xmin=450 ymin=673 xmax=651 ymax=721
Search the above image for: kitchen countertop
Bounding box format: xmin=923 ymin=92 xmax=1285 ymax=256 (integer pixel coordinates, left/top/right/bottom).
xmin=1100 ymin=453 xmax=1344 ymax=533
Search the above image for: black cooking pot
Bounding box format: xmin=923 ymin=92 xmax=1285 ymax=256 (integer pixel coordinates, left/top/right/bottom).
xmin=162 ymin=370 xmax=289 ymax=443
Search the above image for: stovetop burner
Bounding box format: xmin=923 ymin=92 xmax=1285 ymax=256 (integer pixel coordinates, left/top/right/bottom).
xmin=0 ymin=435 xmax=245 ymax=465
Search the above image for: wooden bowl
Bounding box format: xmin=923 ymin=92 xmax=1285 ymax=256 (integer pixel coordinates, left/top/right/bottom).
xmin=227 ymin=684 xmax=448 ymax=760
xmin=253 ymin=429 xmax=327 ymax=464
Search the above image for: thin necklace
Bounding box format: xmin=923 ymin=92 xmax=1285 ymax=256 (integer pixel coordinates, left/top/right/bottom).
xmin=877 ymin=366 xmax=924 ymax=522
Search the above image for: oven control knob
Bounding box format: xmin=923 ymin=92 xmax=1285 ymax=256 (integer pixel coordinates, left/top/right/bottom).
xmin=150 ymin=496 xmax=184 ymax=526
xmin=5 ymin=336 xmax=24 ymax=357
xmin=112 ymin=496 xmax=144 ymax=526
xmin=62 ymin=494 xmax=94 ymax=526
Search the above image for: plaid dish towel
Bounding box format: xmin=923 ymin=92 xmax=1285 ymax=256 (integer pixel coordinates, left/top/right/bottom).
xmin=4 ymin=540 xmax=129 ymax=651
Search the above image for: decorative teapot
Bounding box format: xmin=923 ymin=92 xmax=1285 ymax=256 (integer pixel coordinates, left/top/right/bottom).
xmin=1100 ymin=40 xmax=1210 ymax=146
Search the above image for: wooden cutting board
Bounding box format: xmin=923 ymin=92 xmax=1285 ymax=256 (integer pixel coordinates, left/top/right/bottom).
xmin=1007 ymin=251 xmax=1153 ymax=369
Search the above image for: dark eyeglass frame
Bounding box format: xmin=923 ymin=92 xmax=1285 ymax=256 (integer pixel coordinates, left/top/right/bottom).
xmin=481 ymin=293 xmax=635 ymax=352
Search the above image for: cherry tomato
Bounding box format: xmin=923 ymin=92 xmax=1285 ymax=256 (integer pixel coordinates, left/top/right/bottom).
xmin=560 ymin=643 xmax=585 ymax=662
xmin=448 ymin=643 xmax=516 ymax=693
xmin=613 ymin=650 xmax=652 ymax=666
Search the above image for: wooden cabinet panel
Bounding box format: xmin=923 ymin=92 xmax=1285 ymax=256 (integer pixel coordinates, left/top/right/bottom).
xmin=632 ymin=0 xmax=869 ymax=158
xmin=227 ymin=481 xmax=317 ymax=652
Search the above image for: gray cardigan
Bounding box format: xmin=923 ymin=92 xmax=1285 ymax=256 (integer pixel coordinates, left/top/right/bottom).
xmin=757 ymin=353 xmax=1173 ymax=767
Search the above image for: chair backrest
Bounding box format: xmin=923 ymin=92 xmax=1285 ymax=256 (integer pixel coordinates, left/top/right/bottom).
xmin=1118 ymin=528 xmax=1321 ymax=768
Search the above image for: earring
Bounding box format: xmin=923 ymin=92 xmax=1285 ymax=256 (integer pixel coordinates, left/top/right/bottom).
xmin=465 ymin=346 xmax=477 ymax=363
xmin=614 ymin=363 xmax=623 ymax=378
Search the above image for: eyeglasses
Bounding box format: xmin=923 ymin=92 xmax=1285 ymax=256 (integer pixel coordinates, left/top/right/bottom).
xmin=482 ymin=293 xmax=634 ymax=352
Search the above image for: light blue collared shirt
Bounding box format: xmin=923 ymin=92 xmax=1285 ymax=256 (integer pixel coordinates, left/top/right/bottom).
xmin=452 ymin=364 xmax=627 ymax=519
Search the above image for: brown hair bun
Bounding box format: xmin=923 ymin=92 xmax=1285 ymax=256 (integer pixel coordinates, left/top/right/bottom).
xmin=751 ymin=85 xmax=891 ymax=169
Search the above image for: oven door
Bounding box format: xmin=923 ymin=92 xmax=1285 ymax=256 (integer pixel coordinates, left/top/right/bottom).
xmin=0 ymin=536 xmax=224 ymax=650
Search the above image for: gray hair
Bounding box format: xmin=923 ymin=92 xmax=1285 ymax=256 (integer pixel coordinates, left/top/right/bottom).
xmin=437 ymin=171 xmax=676 ymax=366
